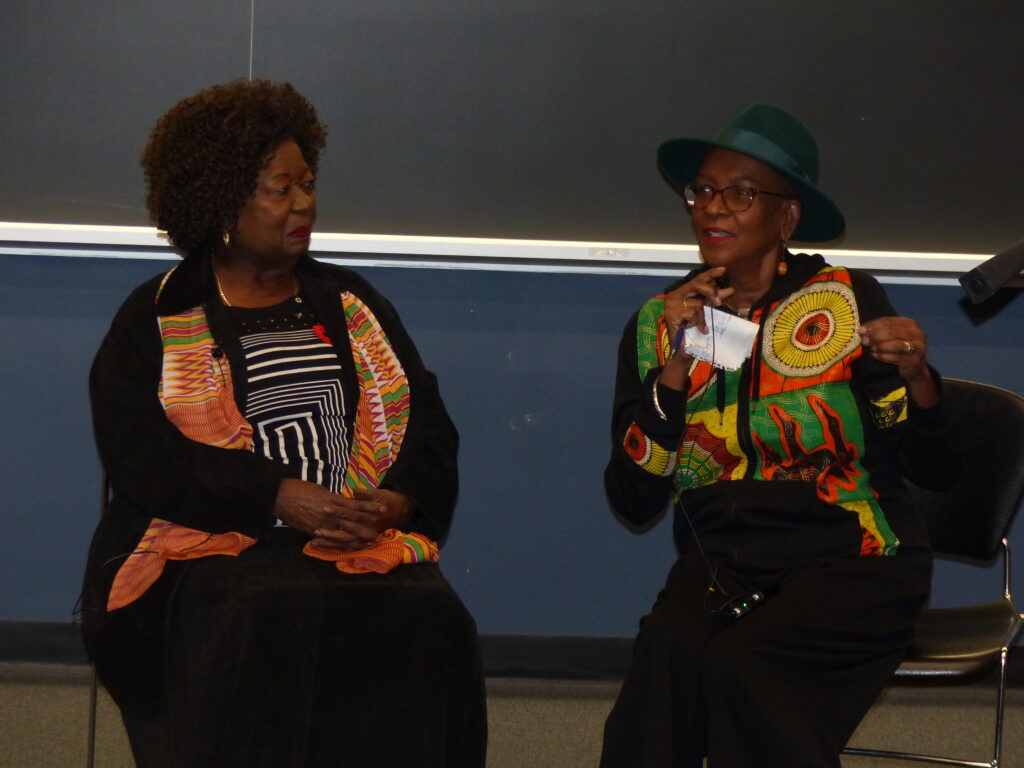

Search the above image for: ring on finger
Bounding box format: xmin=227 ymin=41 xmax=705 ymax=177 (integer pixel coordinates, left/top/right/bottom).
xmin=902 ymin=340 xmax=916 ymax=354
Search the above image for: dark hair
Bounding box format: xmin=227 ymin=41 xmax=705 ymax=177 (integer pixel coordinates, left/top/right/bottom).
xmin=141 ymin=79 xmax=327 ymax=255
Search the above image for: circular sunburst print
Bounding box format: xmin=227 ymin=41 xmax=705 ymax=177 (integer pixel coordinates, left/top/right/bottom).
xmin=763 ymin=281 xmax=860 ymax=377
xmin=624 ymin=422 xmax=652 ymax=464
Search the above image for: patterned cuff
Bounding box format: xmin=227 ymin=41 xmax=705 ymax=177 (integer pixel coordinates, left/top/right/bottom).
xmin=623 ymin=422 xmax=677 ymax=477
xmin=868 ymin=386 xmax=909 ymax=430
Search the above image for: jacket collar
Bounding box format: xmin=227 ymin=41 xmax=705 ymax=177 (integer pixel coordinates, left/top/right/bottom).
xmin=755 ymin=251 xmax=827 ymax=311
xmin=669 ymin=251 xmax=829 ymax=312
xmin=155 ymin=251 xmax=334 ymax=316
xmin=154 ymin=251 xmax=360 ymax=426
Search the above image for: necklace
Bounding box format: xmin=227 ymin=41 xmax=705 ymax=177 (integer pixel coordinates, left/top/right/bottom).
xmin=214 ymin=269 xmax=301 ymax=307
xmin=721 ymin=296 xmax=753 ymax=319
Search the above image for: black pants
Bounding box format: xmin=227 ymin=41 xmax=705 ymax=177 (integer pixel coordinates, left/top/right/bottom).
xmin=600 ymin=551 xmax=931 ymax=768
xmin=122 ymin=528 xmax=487 ymax=768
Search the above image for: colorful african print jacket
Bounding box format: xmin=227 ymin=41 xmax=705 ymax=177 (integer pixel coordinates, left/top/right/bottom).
xmin=81 ymin=253 xmax=458 ymax=712
xmin=606 ymin=252 xmax=955 ymax=572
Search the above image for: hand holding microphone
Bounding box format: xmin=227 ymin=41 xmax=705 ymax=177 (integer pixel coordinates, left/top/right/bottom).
xmin=664 ymin=266 xmax=733 ymax=340
xmin=659 ymin=267 xmax=734 ymax=390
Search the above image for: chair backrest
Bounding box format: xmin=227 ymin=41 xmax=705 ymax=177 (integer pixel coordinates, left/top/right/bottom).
xmin=905 ymin=378 xmax=1024 ymax=561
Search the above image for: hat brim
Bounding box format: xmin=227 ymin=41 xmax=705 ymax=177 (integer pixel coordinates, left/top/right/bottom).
xmin=658 ymin=138 xmax=845 ymax=243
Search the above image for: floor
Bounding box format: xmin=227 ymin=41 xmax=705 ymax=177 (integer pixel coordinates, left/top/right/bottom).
xmin=2 ymin=663 xmax=1021 ymax=767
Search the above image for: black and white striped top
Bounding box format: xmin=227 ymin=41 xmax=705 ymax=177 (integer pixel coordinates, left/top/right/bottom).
xmin=231 ymin=296 xmax=350 ymax=495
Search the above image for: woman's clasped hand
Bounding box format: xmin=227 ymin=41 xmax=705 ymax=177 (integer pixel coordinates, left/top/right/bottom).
xmin=273 ymin=478 xmax=414 ymax=550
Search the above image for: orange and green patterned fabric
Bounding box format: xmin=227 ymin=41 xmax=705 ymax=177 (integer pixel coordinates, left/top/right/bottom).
xmin=106 ymin=273 xmax=435 ymax=611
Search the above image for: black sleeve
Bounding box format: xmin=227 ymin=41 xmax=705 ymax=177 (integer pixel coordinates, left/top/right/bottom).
xmin=342 ymin=273 xmax=459 ymax=541
xmin=850 ymin=270 xmax=959 ymax=491
xmin=603 ymin=310 xmax=687 ymax=527
xmin=89 ymin=280 xmax=287 ymax=538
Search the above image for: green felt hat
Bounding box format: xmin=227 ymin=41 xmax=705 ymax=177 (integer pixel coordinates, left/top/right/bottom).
xmin=657 ymin=102 xmax=845 ymax=243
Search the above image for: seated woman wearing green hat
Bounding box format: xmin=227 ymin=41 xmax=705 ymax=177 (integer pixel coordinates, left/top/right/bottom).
xmin=600 ymin=103 xmax=958 ymax=767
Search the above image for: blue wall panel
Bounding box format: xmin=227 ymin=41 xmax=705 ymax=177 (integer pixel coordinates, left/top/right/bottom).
xmin=1 ymin=253 xmax=1021 ymax=636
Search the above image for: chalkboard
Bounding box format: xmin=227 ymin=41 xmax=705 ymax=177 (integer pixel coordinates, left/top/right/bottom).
xmin=2 ymin=1 xmax=1022 ymax=253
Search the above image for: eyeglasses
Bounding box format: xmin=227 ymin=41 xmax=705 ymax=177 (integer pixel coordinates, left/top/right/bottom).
xmin=683 ymin=183 xmax=792 ymax=213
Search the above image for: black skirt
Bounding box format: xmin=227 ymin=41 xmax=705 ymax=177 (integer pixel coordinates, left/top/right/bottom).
xmin=121 ymin=527 xmax=487 ymax=768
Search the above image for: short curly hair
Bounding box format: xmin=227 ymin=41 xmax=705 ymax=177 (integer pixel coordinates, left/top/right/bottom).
xmin=141 ymin=79 xmax=327 ymax=255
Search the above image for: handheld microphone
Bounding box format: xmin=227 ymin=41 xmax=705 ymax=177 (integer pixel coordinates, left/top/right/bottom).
xmin=670 ymin=322 xmax=687 ymax=356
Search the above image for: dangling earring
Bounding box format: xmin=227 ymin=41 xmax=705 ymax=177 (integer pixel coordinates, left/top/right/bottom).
xmin=777 ymin=254 xmax=788 ymax=275
xmin=222 ymin=231 xmax=231 ymax=247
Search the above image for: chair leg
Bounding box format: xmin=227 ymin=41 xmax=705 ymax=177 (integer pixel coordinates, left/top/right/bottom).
xmin=841 ymin=667 xmax=1008 ymax=768
xmin=86 ymin=666 xmax=97 ymax=768
xmin=992 ymin=647 xmax=1008 ymax=768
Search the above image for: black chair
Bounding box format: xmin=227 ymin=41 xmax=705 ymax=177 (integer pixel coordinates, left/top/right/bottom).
xmin=843 ymin=378 xmax=1024 ymax=768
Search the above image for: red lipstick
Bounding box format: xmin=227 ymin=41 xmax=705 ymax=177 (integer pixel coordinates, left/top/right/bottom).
xmin=702 ymin=228 xmax=734 ymax=244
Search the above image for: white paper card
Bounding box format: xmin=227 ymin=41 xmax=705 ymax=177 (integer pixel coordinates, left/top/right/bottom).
xmin=683 ymin=307 xmax=759 ymax=370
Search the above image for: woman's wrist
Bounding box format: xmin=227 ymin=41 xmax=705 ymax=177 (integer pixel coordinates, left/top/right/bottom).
xmin=903 ymin=367 xmax=940 ymax=409
xmin=657 ymin=354 xmax=691 ymax=392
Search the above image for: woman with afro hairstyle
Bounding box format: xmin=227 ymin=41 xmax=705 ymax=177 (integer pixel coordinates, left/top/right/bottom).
xmin=81 ymin=79 xmax=486 ymax=768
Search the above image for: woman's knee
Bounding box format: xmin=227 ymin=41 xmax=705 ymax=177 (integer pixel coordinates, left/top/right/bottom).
xmin=409 ymin=575 xmax=480 ymax=644
xmin=699 ymin=626 xmax=768 ymax=692
xmin=632 ymin=599 xmax=716 ymax=672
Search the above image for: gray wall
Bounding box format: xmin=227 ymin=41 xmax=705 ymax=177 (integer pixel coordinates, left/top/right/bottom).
xmin=2 ymin=1 xmax=1023 ymax=252
xmin=1 ymin=253 xmax=1022 ymax=635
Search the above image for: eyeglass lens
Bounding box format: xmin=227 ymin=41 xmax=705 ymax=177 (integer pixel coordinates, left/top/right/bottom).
xmin=683 ymin=184 xmax=756 ymax=213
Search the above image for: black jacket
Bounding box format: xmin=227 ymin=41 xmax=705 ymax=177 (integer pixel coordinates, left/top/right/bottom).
xmin=605 ymin=253 xmax=957 ymax=577
xmin=81 ymin=253 xmax=459 ymax=711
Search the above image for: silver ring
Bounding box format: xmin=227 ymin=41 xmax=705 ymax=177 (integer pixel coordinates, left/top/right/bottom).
xmin=902 ymin=340 xmax=916 ymax=354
